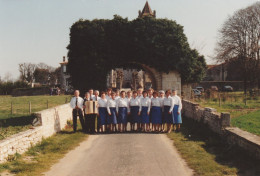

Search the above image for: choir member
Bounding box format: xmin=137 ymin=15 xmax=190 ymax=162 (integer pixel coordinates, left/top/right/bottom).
xmin=97 ymin=92 xmax=108 ymax=133
xmin=93 ymin=90 xmax=101 ymax=132
xmin=127 ymin=90 xmax=134 ymax=131
xmin=129 ymin=91 xmax=141 ymax=131
xmin=163 ymin=90 xmax=174 ymax=133
xmin=140 ymin=91 xmax=151 ymax=132
xmin=172 ymin=90 xmax=182 ymax=132
xmin=137 ymin=88 xmax=143 ymax=99
xmin=107 ymin=92 xmax=117 ymax=132
xmin=89 ymin=89 xmax=95 ymax=100
xmin=70 ymin=90 xmax=85 ymax=133
xmin=83 ymin=92 xmax=91 ymax=133
xmin=150 ymin=91 xmax=163 ymax=132
xmin=106 ymin=88 xmax=112 ymax=100
xmin=115 ymin=89 xmax=120 ymax=100
xmin=159 ymin=90 xmax=165 ymax=132
xmin=116 ymin=91 xmax=130 ymax=132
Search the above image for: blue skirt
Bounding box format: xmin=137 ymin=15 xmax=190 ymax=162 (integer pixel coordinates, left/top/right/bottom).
xmin=173 ymin=105 xmax=182 ymax=124
xmin=98 ymin=107 xmax=107 ymax=126
xmin=131 ymin=106 xmax=140 ymax=123
xmin=164 ymin=106 xmax=173 ymax=124
xmin=118 ymin=107 xmax=128 ymax=124
xmin=151 ymin=106 xmax=162 ymax=124
xmin=108 ymin=107 xmax=117 ymax=124
xmin=141 ymin=106 xmax=149 ymax=124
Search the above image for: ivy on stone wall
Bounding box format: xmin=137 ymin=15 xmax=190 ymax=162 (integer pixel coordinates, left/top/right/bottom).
xmin=67 ymin=15 xmax=207 ymax=92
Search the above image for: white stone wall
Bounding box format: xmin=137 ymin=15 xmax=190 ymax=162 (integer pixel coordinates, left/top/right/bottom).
xmin=0 ymin=103 xmax=72 ymax=163
xmin=161 ymin=71 xmax=181 ymax=95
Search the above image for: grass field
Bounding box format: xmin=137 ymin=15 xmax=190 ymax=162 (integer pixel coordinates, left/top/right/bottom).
xmin=0 ymin=95 xmax=72 ymax=119
xmin=0 ymin=95 xmax=72 ymax=140
xmin=167 ymin=117 xmax=260 ymax=176
xmin=194 ymin=91 xmax=260 ymax=135
xmin=0 ymin=122 xmax=87 ymax=176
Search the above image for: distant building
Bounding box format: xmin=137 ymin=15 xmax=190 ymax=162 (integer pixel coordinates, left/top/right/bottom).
xmin=203 ymin=63 xmax=227 ymax=81
xmin=59 ymin=56 xmax=70 ymax=92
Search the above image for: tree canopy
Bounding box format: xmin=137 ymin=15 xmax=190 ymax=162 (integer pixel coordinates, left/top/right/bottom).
xmin=67 ymin=15 xmax=206 ymax=91
xmin=215 ymin=2 xmax=260 ymax=92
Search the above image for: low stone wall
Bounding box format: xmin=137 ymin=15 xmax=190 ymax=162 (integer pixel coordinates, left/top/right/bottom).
xmin=182 ymin=99 xmax=260 ymax=160
xmin=182 ymin=100 xmax=231 ymax=135
xmin=0 ymin=103 xmax=72 ymax=163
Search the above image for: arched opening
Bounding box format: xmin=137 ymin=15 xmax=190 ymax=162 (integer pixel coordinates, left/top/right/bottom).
xmin=106 ymin=63 xmax=159 ymax=90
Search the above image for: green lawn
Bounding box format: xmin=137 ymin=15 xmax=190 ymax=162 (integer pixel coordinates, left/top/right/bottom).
xmin=194 ymin=92 xmax=260 ymax=135
xmin=232 ymin=110 xmax=260 ymax=136
xmin=0 ymin=122 xmax=87 ymax=176
xmin=0 ymin=95 xmax=72 ymax=140
xmin=167 ymin=117 xmax=260 ymax=176
xmin=0 ymin=95 xmax=72 ymax=119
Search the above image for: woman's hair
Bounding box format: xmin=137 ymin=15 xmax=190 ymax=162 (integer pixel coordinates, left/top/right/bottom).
xmin=120 ymin=91 xmax=126 ymax=95
xmin=153 ymin=91 xmax=158 ymax=96
xmin=132 ymin=90 xmax=137 ymax=94
xmin=100 ymin=91 xmax=106 ymax=95
xmin=142 ymin=90 xmax=147 ymax=95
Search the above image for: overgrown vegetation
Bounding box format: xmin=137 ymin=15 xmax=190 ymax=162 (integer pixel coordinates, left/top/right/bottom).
xmin=67 ymin=15 xmax=207 ymax=91
xmin=0 ymin=122 xmax=87 ymax=176
xmin=167 ymin=117 xmax=260 ymax=176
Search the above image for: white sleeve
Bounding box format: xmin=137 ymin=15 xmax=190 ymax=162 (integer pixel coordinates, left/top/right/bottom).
xmin=169 ymin=98 xmax=174 ymax=113
xmin=70 ymin=98 xmax=75 ymax=109
xmin=107 ymin=101 xmax=111 ymax=114
xmin=178 ymin=97 xmax=182 ymax=113
xmin=148 ymin=99 xmax=151 ymax=113
xmin=139 ymin=99 xmax=142 ymax=112
xmin=116 ymin=99 xmax=119 ymax=113
xmin=127 ymin=100 xmax=130 ymax=113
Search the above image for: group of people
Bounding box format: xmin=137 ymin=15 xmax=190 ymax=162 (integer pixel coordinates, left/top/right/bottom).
xmin=70 ymin=88 xmax=182 ymax=134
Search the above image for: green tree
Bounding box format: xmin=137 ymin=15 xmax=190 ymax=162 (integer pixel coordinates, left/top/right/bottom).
xmin=67 ymin=15 xmax=206 ymax=92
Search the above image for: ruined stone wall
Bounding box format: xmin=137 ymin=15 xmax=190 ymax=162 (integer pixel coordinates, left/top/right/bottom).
xmin=182 ymin=99 xmax=260 ymax=160
xmin=0 ymin=103 xmax=72 ymax=163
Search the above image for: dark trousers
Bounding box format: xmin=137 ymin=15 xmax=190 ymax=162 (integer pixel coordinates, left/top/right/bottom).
xmin=85 ymin=114 xmax=96 ymax=134
xmin=72 ymin=109 xmax=85 ymax=132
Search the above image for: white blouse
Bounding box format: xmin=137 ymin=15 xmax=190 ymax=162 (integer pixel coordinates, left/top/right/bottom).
xmin=116 ymin=97 xmax=130 ymax=112
xmin=98 ymin=98 xmax=107 ymax=108
xmin=163 ymin=96 xmax=174 ymax=112
xmin=107 ymin=98 xmax=117 ymax=114
xmin=172 ymin=95 xmax=182 ymax=113
xmin=140 ymin=97 xmax=151 ymax=112
xmin=129 ymin=97 xmax=141 ymax=107
xmin=151 ymin=97 xmax=163 ymax=107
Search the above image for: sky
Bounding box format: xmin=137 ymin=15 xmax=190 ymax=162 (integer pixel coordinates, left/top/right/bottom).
xmin=0 ymin=0 xmax=258 ymax=80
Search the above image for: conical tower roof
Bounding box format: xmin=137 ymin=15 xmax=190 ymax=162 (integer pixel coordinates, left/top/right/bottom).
xmin=138 ymin=1 xmax=156 ymax=18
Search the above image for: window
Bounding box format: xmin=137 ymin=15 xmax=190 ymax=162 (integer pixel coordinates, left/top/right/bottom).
xmin=63 ymin=65 xmax=66 ymax=73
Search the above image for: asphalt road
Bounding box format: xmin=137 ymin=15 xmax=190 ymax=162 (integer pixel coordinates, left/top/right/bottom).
xmin=44 ymin=133 xmax=193 ymax=176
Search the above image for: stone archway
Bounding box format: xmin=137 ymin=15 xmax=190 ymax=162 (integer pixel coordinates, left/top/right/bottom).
xmin=106 ymin=63 xmax=182 ymax=94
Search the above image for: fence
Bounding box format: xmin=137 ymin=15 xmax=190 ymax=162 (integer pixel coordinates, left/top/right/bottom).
xmin=0 ymin=96 xmax=72 ymax=119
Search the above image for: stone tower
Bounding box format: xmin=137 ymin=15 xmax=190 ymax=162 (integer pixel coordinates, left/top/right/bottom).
xmin=138 ymin=1 xmax=156 ymax=18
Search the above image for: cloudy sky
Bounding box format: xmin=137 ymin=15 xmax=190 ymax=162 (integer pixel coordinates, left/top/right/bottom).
xmin=0 ymin=0 xmax=258 ymax=80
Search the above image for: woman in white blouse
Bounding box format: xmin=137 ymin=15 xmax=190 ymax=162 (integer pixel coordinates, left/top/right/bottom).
xmin=107 ymin=92 xmax=117 ymax=132
xmin=116 ymin=91 xmax=130 ymax=132
xmin=129 ymin=91 xmax=141 ymax=131
xmin=140 ymin=91 xmax=151 ymax=132
xmin=150 ymin=91 xmax=163 ymax=132
xmin=97 ymin=92 xmax=108 ymax=133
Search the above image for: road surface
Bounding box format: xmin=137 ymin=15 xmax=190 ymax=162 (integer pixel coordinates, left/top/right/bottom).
xmin=44 ymin=133 xmax=193 ymax=176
